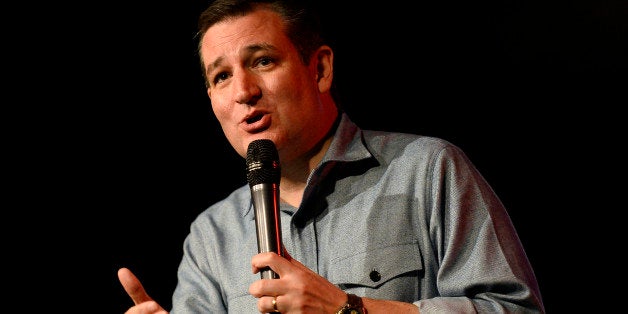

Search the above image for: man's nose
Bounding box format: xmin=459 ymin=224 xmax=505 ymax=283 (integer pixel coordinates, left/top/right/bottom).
xmin=234 ymin=70 xmax=261 ymax=105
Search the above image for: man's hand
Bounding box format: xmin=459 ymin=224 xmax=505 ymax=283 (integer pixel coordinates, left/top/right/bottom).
xmin=248 ymin=252 xmax=347 ymax=313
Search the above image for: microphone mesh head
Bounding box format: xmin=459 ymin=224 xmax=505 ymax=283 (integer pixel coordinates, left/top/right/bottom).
xmin=246 ymin=139 xmax=280 ymax=186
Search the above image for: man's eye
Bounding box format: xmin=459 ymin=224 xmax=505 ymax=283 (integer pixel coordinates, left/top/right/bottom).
xmin=213 ymin=72 xmax=230 ymax=84
xmin=256 ymin=57 xmax=274 ymax=67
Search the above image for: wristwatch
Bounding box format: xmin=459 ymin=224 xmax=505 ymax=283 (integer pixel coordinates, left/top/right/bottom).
xmin=335 ymin=293 xmax=365 ymax=314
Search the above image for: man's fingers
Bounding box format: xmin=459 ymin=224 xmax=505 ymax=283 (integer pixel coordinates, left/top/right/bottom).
xmin=118 ymin=267 xmax=153 ymax=305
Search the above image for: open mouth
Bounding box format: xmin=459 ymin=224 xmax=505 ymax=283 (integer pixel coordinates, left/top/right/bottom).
xmin=246 ymin=113 xmax=263 ymax=124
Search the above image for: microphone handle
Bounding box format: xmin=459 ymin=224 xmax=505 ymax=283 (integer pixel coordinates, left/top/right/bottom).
xmin=250 ymin=183 xmax=282 ymax=279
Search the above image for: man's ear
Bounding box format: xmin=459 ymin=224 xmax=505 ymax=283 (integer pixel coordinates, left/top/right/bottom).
xmin=313 ymin=45 xmax=334 ymax=93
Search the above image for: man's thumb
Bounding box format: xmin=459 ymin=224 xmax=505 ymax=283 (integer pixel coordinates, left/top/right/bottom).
xmin=118 ymin=267 xmax=153 ymax=305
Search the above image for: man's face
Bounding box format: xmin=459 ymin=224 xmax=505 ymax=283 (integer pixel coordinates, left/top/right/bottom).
xmin=200 ymin=8 xmax=327 ymax=161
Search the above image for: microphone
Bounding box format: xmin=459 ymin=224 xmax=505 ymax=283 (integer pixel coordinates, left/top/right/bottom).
xmin=246 ymin=139 xmax=283 ymax=280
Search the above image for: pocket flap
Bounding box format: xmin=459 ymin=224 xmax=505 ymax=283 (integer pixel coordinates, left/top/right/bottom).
xmin=329 ymin=242 xmax=422 ymax=288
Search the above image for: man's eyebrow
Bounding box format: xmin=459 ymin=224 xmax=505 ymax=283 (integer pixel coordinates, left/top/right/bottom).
xmin=244 ymin=43 xmax=277 ymax=55
xmin=206 ymin=55 xmax=225 ymax=77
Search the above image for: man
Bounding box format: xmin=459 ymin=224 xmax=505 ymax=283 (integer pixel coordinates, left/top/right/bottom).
xmin=119 ymin=0 xmax=545 ymax=313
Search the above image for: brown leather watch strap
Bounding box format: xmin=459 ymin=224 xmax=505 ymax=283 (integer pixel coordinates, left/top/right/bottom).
xmin=335 ymin=293 xmax=365 ymax=314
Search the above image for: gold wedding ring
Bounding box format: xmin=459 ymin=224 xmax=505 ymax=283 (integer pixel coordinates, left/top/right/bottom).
xmin=272 ymin=296 xmax=278 ymax=312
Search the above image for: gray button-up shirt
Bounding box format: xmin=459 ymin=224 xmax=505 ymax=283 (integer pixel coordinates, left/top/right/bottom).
xmin=171 ymin=113 xmax=544 ymax=313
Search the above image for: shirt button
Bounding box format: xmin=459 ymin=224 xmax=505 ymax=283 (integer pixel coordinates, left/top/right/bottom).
xmin=369 ymin=270 xmax=381 ymax=282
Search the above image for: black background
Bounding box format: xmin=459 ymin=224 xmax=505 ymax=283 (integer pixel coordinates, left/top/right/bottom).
xmin=12 ymin=0 xmax=626 ymax=312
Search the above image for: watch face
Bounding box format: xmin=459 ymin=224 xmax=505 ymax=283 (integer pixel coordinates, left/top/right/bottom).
xmin=341 ymin=308 xmax=363 ymax=314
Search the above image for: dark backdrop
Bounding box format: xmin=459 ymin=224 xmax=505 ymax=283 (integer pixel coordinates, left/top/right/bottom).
xmin=16 ymin=0 xmax=624 ymax=312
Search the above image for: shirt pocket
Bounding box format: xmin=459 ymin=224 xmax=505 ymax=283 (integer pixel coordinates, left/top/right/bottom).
xmin=327 ymin=242 xmax=422 ymax=300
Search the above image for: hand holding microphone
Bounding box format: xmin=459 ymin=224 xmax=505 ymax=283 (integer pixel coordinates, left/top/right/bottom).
xmin=246 ymin=139 xmax=283 ymax=280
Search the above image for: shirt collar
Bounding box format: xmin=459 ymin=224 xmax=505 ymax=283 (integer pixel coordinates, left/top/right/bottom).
xmin=321 ymin=112 xmax=373 ymax=164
